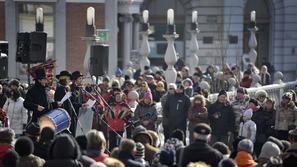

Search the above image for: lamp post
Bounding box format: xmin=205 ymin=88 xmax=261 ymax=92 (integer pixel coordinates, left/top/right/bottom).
xmin=83 ymin=7 xmax=96 ymax=74
xmin=139 ymin=10 xmax=151 ymax=74
xmin=189 ymin=10 xmax=199 ymax=75
xmin=248 ymin=10 xmax=258 ymax=65
xmin=36 ymin=7 xmax=44 ymax=32
xmin=163 ymin=9 xmax=179 ymax=85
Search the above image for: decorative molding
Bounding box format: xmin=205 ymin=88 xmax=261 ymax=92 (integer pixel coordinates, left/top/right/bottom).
xmin=14 ymin=0 xmax=57 ymax=2
xmin=66 ymin=0 xmax=105 ymax=3
xmin=118 ymin=0 xmax=143 ymax=14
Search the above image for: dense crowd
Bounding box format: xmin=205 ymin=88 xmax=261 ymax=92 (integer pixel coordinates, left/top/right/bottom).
xmin=0 ymin=62 xmax=296 ymax=167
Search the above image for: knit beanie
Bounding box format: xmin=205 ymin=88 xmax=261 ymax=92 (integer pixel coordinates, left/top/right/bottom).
xmin=0 ymin=128 xmax=15 ymax=144
xmin=218 ymin=158 xmax=237 ymax=167
xmin=218 ymin=90 xmax=227 ymax=97
xmin=143 ymin=91 xmax=153 ymax=100
xmin=135 ymin=142 xmax=145 ymax=159
xmin=15 ymin=137 xmax=34 ymax=156
xmin=238 ymin=139 xmax=254 ymax=154
xmin=159 ymin=149 xmax=174 ymax=166
xmin=259 ymin=141 xmax=281 ymax=159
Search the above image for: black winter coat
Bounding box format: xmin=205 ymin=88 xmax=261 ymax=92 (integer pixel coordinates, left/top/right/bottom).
xmin=180 ymin=140 xmax=223 ymax=167
xmin=252 ymin=107 xmax=270 ymax=143
xmin=208 ymin=101 xmax=235 ymax=135
xmin=163 ymin=93 xmax=191 ymax=132
xmin=43 ymin=159 xmax=83 ymax=167
xmin=118 ymin=151 xmax=145 ymax=167
xmin=24 ymin=82 xmax=57 ymax=123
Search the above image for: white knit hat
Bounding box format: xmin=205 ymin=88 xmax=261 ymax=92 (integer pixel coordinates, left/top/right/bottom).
xmin=243 ymin=109 xmax=253 ymax=119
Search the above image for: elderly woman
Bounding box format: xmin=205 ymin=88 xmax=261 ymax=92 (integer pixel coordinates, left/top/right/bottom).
xmin=85 ymin=130 xmax=108 ymax=162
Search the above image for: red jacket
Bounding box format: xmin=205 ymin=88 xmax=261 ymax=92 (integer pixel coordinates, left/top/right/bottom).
xmin=0 ymin=144 xmax=14 ymax=167
xmin=104 ymin=102 xmax=132 ymax=132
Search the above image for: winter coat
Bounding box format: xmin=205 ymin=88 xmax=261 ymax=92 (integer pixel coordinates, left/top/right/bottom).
xmin=231 ymin=97 xmax=249 ymax=133
xmin=240 ymin=77 xmax=252 ymax=88
xmin=34 ymin=141 xmax=52 ymax=160
xmin=0 ymin=94 xmax=7 ymax=108
xmin=282 ymin=143 xmax=297 ymax=167
xmin=85 ymin=149 xmax=108 ymax=162
xmin=153 ymin=90 xmax=166 ymax=102
xmin=18 ymin=154 xmax=45 ymax=167
xmin=275 ymin=101 xmax=297 ymax=131
xmin=262 ymin=108 xmax=276 ymax=137
xmin=260 ymin=73 xmax=271 ymax=86
xmin=134 ymin=102 xmax=158 ymax=131
xmin=43 ymin=160 xmax=83 ymax=167
xmin=251 ymin=107 xmax=270 ymax=143
xmin=70 ymin=83 xmax=84 ymax=114
xmin=188 ymin=105 xmax=208 ymax=131
xmin=235 ymin=151 xmax=256 ymax=167
xmin=24 ymin=82 xmax=58 ymax=123
xmin=238 ymin=120 xmax=257 ymax=143
xmin=208 ymin=101 xmax=235 ymax=135
xmin=163 ymin=93 xmax=191 ymax=132
xmin=184 ymin=87 xmax=193 ymax=97
xmin=118 ymin=151 xmax=145 ymax=167
xmin=0 ymin=144 xmax=13 ymax=167
xmin=180 ymin=140 xmax=223 ymax=167
xmin=3 ymin=97 xmax=28 ymax=135
xmin=104 ymin=102 xmax=133 ymax=132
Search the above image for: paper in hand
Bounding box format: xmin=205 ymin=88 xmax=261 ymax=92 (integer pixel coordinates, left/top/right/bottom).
xmin=60 ymin=92 xmax=72 ymax=103
xmin=86 ymin=99 xmax=96 ymax=109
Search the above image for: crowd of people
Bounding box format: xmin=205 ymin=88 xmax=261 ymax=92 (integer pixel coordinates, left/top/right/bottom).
xmin=0 ymin=62 xmax=296 ymax=167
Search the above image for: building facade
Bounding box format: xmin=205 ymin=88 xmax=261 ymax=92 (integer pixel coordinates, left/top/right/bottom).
xmin=0 ymin=0 xmax=296 ymax=81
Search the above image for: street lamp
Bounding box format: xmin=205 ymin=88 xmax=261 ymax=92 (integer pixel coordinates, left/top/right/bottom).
xmin=163 ymin=9 xmax=179 ymax=85
xmin=36 ymin=7 xmax=44 ymax=32
xmin=189 ymin=10 xmax=200 ymax=75
xmin=248 ymin=10 xmax=258 ymax=65
xmin=139 ymin=10 xmax=151 ymax=74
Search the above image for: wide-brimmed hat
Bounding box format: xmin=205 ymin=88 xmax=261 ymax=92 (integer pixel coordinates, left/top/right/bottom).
xmin=56 ymin=71 xmax=72 ymax=80
xmin=35 ymin=68 xmax=47 ymax=80
xmin=71 ymin=71 xmax=83 ymax=81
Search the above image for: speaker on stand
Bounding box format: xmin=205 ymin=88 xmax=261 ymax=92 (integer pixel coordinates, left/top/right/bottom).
xmin=90 ymin=44 xmax=109 ymax=77
xmin=0 ymin=41 xmax=8 ymax=79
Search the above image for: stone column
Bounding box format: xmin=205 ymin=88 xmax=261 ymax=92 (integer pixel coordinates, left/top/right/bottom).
xmin=119 ymin=14 xmax=133 ymax=70
xmin=105 ymin=0 xmax=118 ymax=76
xmin=132 ymin=14 xmax=141 ymax=50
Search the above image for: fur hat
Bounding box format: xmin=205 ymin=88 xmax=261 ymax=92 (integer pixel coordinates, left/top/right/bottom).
xmin=0 ymin=128 xmax=15 ymax=144
xmin=15 ymin=137 xmax=34 ymax=156
xmin=259 ymin=141 xmax=281 ymax=159
xmin=282 ymin=92 xmax=293 ymax=101
xmin=238 ymin=139 xmax=254 ymax=154
xmin=255 ymin=90 xmax=268 ymax=98
xmin=182 ymin=78 xmax=193 ymax=86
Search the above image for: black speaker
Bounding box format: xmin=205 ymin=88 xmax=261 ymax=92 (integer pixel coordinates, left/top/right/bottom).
xmin=29 ymin=32 xmax=47 ymax=63
xmin=16 ymin=32 xmax=30 ymax=63
xmin=16 ymin=32 xmax=47 ymax=63
xmin=0 ymin=41 xmax=8 ymax=79
xmin=90 ymin=44 xmax=109 ymax=76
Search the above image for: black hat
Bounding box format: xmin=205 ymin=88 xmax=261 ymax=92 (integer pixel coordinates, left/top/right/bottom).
xmin=159 ymin=149 xmax=174 ymax=166
xmin=71 ymin=71 xmax=83 ymax=81
xmin=193 ymin=123 xmax=212 ymax=135
xmin=56 ymin=71 xmax=72 ymax=80
xmin=15 ymin=136 xmax=34 ymax=156
xmin=237 ymin=87 xmax=247 ymax=95
xmin=34 ymin=68 xmax=47 ymax=80
xmin=25 ymin=123 xmax=40 ymax=137
xmin=218 ymin=89 xmax=227 ymax=97
xmin=249 ymin=98 xmax=258 ymax=106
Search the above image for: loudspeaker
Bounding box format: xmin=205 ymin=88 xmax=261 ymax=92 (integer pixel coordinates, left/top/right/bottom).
xmin=90 ymin=44 xmax=109 ymax=76
xmin=16 ymin=32 xmax=30 ymax=62
xmin=16 ymin=32 xmax=47 ymax=63
xmin=29 ymin=32 xmax=47 ymax=63
xmin=0 ymin=41 xmax=8 ymax=79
